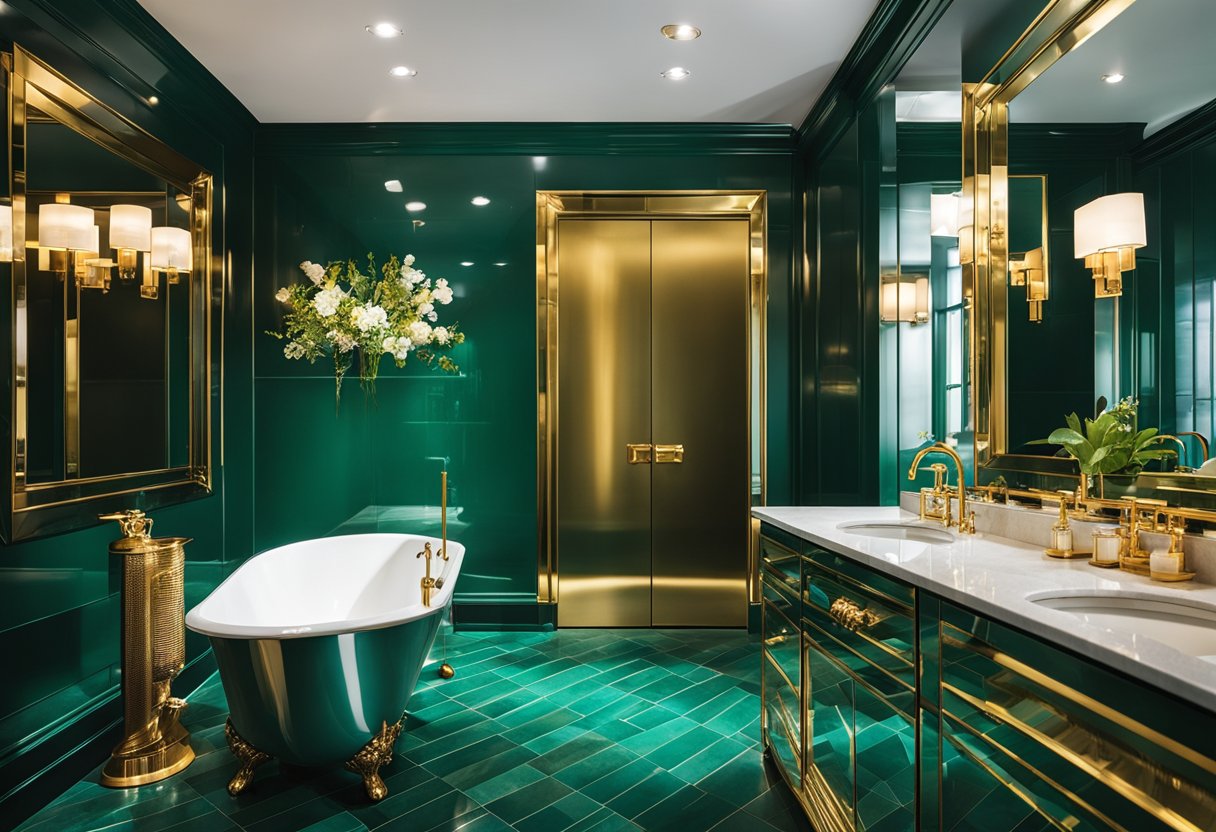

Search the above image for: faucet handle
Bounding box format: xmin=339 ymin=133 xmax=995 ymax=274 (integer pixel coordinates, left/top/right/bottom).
xmin=959 ymin=510 xmax=976 ymax=535
xmin=417 ymin=542 xmax=433 ymax=559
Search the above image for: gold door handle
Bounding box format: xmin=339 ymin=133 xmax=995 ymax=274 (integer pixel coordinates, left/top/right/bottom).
xmin=654 ymin=444 xmax=684 ymax=464
xmin=828 ymin=597 xmax=878 ymax=632
xmin=626 ymin=443 xmax=653 ymax=464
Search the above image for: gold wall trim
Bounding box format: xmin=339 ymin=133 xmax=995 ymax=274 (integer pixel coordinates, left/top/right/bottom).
xmin=965 ymin=0 xmax=1136 ymax=476
xmin=534 ymin=191 xmax=768 ymax=606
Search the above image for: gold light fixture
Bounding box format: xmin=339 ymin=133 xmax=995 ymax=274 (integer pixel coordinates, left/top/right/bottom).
xmin=109 ymin=204 xmax=152 ymax=280
xmin=38 ymin=201 xmax=95 ymax=277
xmin=145 ymin=226 xmax=192 ymax=299
xmin=880 ymin=276 xmax=930 ymax=324
xmin=1009 ymin=246 xmax=1047 ymax=322
xmin=1074 ymin=192 xmax=1145 ymax=298
xmin=660 ymin=24 xmax=701 ymax=41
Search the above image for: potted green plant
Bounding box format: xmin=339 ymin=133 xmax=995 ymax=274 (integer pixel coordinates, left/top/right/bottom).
xmin=1035 ymin=398 xmax=1175 ymax=496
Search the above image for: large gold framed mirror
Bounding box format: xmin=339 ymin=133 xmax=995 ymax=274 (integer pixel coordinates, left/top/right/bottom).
xmin=965 ymin=0 xmax=1216 ymax=509
xmin=4 ymin=46 xmax=213 ymax=541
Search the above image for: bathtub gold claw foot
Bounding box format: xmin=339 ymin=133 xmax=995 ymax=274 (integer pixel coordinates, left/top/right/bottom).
xmin=346 ymin=718 xmax=403 ymax=801
xmin=224 ymin=718 xmax=271 ymax=796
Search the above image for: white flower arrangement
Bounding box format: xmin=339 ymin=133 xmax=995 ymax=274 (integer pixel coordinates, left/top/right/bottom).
xmin=270 ymin=254 xmax=465 ymax=404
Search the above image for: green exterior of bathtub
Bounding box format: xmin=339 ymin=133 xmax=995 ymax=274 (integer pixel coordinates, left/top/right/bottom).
xmin=209 ymin=611 xmax=442 ymax=766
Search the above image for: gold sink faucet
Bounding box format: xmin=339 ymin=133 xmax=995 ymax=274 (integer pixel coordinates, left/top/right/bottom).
xmin=908 ymin=443 xmax=975 ymax=534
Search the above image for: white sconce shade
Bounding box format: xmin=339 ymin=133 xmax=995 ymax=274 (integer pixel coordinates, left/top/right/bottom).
xmin=150 ymin=226 xmax=192 ymax=272
xmin=39 ymin=203 xmax=95 ymax=251
xmin=880 ymin=277 xmax=930 ymax=324
xmin=1074 ymin=193 xmax=1146 ymax=258
xmin=930 ymin=194 xmax=960 ymax=237
xmin=0 ymin=204 xmax=12 ymax=262
xmin=109 ymin=204 xmax=152 ymax=251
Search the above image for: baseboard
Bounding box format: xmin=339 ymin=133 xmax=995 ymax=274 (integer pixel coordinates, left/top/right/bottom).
xmin=452 ymin=596 xmax=555 ymax=632
xmin=0 ymin=651 xmax=217 ymax=832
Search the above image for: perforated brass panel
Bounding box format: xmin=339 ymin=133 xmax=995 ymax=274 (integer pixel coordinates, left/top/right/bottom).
xmin=555 ymin=220 xmax=653 ymax=627
xmin=651 ymin=219 xmax=749 ymax=626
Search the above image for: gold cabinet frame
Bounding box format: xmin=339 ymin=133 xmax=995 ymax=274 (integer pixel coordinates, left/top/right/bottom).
xmin=964 ymin=0 xmax=1136 ymax=476
xmin=535 ymin=191 xmax=768 ymax=606
xmin=5 ymin=46 xmax=214 ymax=541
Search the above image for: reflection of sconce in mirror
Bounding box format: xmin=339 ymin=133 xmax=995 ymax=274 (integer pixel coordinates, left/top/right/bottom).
xmin=110 ymin=204 xmax=152 ymax=280
xmin=930 ymin=193 xmax=960 ymax=238
xmin=38 ymin=202 xmax=96 ymax=277
xmin=0 ymin=204 xmax=12 ymax=262
xmin=880 ymin=276 xmax=930 ymax=325
xmin=78 ymin=225 xmax=115 ymax=292
xmin=1074 ymin=193 xmax=1145 ymax=298
xmin=1009 ymin=247 xmax=1047 ymax=322
xmin=957 ymin=188 xmax=975 ymax=265
xmin=145 ymin=226 xmax=192 ymax=300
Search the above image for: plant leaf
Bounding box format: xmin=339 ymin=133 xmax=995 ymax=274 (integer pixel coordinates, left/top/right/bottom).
xmin=1048 ymin=428 xmax=1086 ymax=446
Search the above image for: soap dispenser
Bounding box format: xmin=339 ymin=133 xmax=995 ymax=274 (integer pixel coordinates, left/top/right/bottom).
xmin=1045 ymin=491 xmax=1088 ymax=559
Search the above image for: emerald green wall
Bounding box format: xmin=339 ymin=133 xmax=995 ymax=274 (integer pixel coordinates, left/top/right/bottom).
xmin=253 ymin=126 xmax=797 ymax=617
xmin=0 ymin=2 xmax=255 ymax=826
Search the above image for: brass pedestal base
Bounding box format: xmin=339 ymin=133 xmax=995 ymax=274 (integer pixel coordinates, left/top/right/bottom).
xmin=100 ymin=699 xmax=194 ymax=788
xmin=225 ymin=718 xmax=272 ymax=796
xmin=346 ymin=717 xmax=404 ymax=801
xmin=438 ymin=663 xmax=455 ymax=679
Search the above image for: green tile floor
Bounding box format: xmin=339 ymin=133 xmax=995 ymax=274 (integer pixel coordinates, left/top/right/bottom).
xmin=19 ymin=630 xmax=812 ymax=832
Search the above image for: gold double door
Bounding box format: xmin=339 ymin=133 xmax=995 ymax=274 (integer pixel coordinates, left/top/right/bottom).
xmin=556 ymin=218 xmax=750 ymax=627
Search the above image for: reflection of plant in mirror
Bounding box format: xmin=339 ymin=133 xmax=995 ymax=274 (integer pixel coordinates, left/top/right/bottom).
xmin=1038 ymin=397 xmax=1175 ymax=476
xmin=269 ymin=254 xmax=465 ymax=405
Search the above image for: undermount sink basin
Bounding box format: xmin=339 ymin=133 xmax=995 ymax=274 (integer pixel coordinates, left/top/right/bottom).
xmin=1032 ymin=595 xmax=1216 ymax=662
xmin=839 ymin=522 xmax=953 ymax=545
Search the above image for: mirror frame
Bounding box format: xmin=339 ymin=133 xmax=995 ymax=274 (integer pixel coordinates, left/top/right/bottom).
xmin=963 ymin=0 xmax=1136 ymax=479
xmin=4 ymin=46 xmax=213 ymax=541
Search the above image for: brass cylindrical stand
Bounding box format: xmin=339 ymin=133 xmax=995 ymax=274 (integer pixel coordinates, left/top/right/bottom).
xmin=99 ymin=510 xmax=195 ymax=787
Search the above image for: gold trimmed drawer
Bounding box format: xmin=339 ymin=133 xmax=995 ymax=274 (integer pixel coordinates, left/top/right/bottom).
xmin=802 ymin=551 xmax=915 ymax=696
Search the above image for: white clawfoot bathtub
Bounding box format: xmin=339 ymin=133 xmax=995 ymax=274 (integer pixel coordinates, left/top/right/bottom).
xmin=185 ymin=534 xmax=463 ymax=797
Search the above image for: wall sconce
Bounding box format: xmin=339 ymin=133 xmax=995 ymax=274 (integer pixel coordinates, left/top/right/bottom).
xmin=110 ymin=204 xmax=152 ymax=280
xmin=930 ymin=194 xmax=960 ymax=238
xmin=1074 ymin=192 xmax=1145 ymax=298
xmin=1009 ymin=247 xmax=1047 ymax=322
xmin=880 ymin=276 xmax=930 ymax=325
xmin=38 ymin=202 xmax=96 ymax=277
xmin=145 ymin=226 xmax=191 ymax=299
xmin=0 ymin=204 xmax=12 ymax=263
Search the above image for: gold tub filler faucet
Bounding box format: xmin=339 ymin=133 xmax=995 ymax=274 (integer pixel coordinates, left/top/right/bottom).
xmin=908 ymin=442 xmax=975 ymax=534
xmin=98 ymin=509 xmax=195 ymax=787
xmin=417 ymin=470 xmax=456 ymax=679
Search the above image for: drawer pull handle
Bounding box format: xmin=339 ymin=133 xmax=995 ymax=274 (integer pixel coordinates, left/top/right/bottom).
xmin=829 ymin=597 xmax=878 ymax=632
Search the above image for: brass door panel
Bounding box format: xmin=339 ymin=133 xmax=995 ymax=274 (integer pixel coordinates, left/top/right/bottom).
xmin=651 ymin=219 xmax=749 ymax=626
xmin=555 ymin=220 xmax=653 ymax=627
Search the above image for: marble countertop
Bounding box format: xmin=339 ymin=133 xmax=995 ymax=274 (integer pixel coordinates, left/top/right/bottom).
xmin=753 ymin=505 xmax=1216 ymax=712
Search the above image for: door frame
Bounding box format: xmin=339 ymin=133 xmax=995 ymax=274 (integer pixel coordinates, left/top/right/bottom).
xmin=535 ymin=190 xmax=768 ymax=610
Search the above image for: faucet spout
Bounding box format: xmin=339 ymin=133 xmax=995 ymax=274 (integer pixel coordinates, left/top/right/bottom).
xmin=907 ymin=442 xmax=973 ymax=534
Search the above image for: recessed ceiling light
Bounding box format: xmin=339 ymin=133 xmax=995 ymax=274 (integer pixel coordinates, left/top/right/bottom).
xmin=660 ymin=24 xmax=701 ymax=41
xmin=390 ymin=66 xmax=417 ymax=78
xmin=461 ymin=261 xmax=474 ymax=267
xmin=385 ymin=180 xmax=403 ymax=193
xmin=661 ymin=67 xmax=691 ymax=81
xmin=471 ymin=196 xmax=491 ymax=206
xmin=1102 ymin=73 xmax=1124 ymax=84
xmin=405 ymin=201 xmax=427 ymax=212
xmin=367 ymin=22 xmax=402 ymax=38
xmin=147 ymin=95 xmax=159 ymax=106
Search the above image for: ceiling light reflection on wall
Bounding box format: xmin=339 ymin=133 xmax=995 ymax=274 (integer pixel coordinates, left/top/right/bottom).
xmin=405 ymin=201 xmax=427 ymax=211
xmin=661 ymin=67 xmax=690 ymax=80
xmin=471 ymin=196 xmax=490 ymax=206
xmin=110 ymin=204 xmax=152 ymax=280
xmin=389 ymin=66 xmax=417 ymax=78
xmin=460 ymin=261 xmax=474 ymax=267
xmin=660 ymin=24 xmax=701 ymax=41
xmin=494 ymin=262 xmax=507 ymax=267
xmin=367 ymin=23 xmax=403 ymax=38
xmin=384 ymin=180 xmax=403 ymax=192
xmin=1101 ymin=73 xmax=1124 ymax=84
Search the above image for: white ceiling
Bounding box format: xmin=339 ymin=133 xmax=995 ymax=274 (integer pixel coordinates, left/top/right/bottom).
xmin=1011 ymin=0 xmax=1216 ymax=135
xmin=136 ymin=0 xmax=881 ymax=124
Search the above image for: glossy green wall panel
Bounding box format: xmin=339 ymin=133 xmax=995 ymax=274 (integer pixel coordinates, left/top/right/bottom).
xmin=0 ymin=0 xmax=256 ymax=822
xmin=253 ymin=147 xmax=795 ymax=603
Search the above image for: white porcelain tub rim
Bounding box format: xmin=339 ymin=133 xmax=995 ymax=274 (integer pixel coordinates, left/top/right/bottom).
xmin=185 ymin=533 xmax=464 ymax=640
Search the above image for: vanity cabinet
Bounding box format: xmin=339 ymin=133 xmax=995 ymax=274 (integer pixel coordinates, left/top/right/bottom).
xmin=758 ymin=522 xmax=1216 ymax=832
